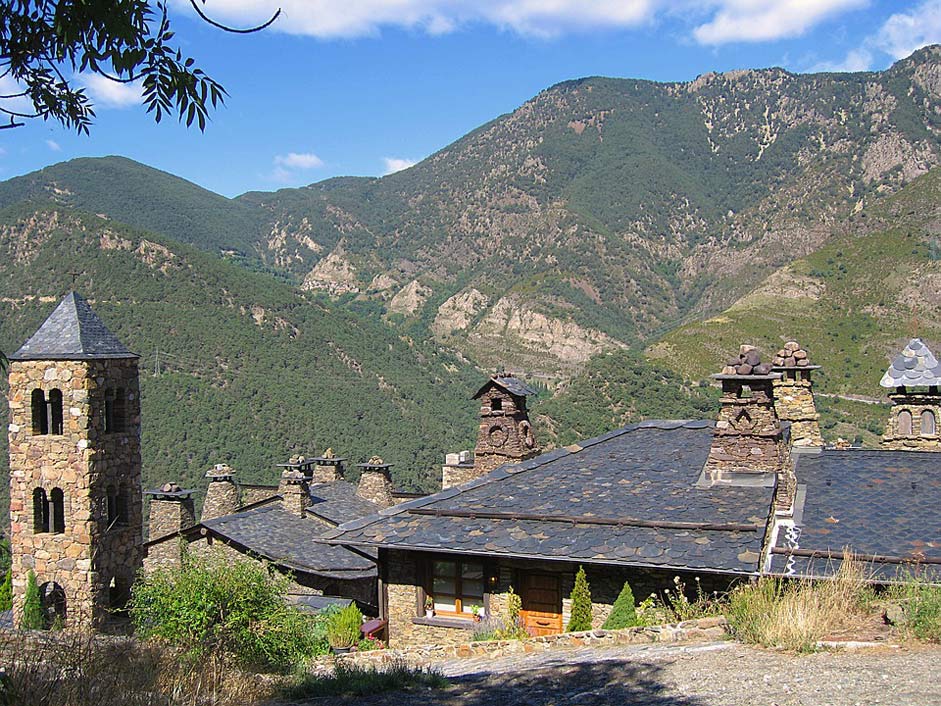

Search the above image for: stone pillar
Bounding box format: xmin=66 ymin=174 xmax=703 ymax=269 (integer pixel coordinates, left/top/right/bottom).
xmin=201 ymin=464 xmax=239 ymax=521
xmin=771 ymin=342 xmax=823 ymax=448
xmin=441 ymin=450 xmax=475 ymax=490
xmin=357 ymin=457 xmax=394 ymax=507
xmin=144 ymin=482 xmax=196 ymax=570
xmin=278 ymin=469 xmax=310 ymax=516
xmin=312 ymin=448 xmax=345 ymax=484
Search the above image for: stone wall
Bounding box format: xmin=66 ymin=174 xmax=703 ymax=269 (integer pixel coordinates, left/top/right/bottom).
xmin=357 ymin=468 xmax=394 ymax=507
xmin=201 ymin=474 xmax=240 ymax=521
xmin=7 ymin=358 xmax=144 ymax=630
xmin=383 ymin=549 xmax=740 ymax=649
xmin=144 ymin=493 xmax=195 ymax=571
xmin=881 ymin=392 xmax=941 ymax=450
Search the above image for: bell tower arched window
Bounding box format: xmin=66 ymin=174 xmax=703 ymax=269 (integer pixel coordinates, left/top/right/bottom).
xmin=33 ymin=488 xmax=50 ymax=533
xmin=921 ymin=410 xmax=936 ymax=436
xmin=31 ymin=389 xmax=48 ymax=435
xmin=48 ymin=389 xmax=63 ymax=435
xmin=898 ymin=409 xmax=913 ymax=436
xmin=30 ymin=388 xmax=63 ymax=435
xmin=50 ymin=488 xmax=65 ymax=534
xmin=105 ymin=388 xmax=127 ymax=434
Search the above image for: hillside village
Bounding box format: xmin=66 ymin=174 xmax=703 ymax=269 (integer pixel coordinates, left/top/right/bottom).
xmin=5 ymin=290 xmax=940 ymax=651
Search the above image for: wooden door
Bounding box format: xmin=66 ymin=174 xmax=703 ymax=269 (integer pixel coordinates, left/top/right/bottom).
xmin=520 ymin=572 xmax=562 ymax=636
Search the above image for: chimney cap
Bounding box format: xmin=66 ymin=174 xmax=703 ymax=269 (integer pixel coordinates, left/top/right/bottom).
xmin=358 ymin=456 xmax=392 ymax=470
xmin=712 ymin=373 xmax=781 ymax=381
xmin=145 ymin=482 xmax=195 ymax=499
xmin=280 ymin=469 xmax=307 ymax=485
xmin=276 ymin=454 xmax=317 ymax=470
xmin=206 ymin=463 xmax=235 ymax=480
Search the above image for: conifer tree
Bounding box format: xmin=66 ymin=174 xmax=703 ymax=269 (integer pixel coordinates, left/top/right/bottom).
xmin=0 ymin=569 xmax=12 ymax=612
xmin=602 ymin=580 xmax=640 ymax=629
xmin=567 ymin=565 xmax=593 ymax=632
xmin=23 ymin=570 xmax=44 ymax=630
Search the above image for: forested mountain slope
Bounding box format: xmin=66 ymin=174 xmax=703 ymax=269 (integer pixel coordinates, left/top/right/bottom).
xmin=0 ymin=203 xmax=481 ymax=517
xmin=3 ymin=48 xmax=939 ymax=381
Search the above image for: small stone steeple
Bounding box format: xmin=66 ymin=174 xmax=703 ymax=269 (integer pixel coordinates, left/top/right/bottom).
xmin=278 ymin=469 xmax=310 ymax=516
xmin=201 ymin=464 xmax=239 ymax=521
xmin=356 ymin=457 xmax=394 ymax=507
xmin=468 ymin=373 xmax=538 ymax=482
xmin=311 ymin=448 xmax=345 ymax=484
xmin=770 ymin=341 xmax=823 ymax=447
xmin=880 ymin=338 xmax=941 ymax=450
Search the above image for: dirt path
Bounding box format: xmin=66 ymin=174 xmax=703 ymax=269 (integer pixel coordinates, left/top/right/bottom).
xmin=291 ymin=641 xmax=941 ymax=706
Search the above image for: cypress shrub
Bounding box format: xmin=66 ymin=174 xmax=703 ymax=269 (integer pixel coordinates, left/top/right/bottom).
xmin=566 ymin=566 xmax=592 ymax=632
xmin=602 ymin=581 xmax=640 ymax=629
xmin=0 ymin=569 xmax=12 ymax=612
xmin=326 ymin=604 xmax=363 ymax=649
xmin=23 ymin=570 xmax=44 ymax=629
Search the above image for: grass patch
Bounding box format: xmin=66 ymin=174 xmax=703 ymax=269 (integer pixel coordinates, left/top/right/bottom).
xmin=282 ymin=660 xmax=448 ymax=700
xmin=887 ymin=578 xmax=941 ymax=642
xmin=727 ymin=555 xmax=876 ymax=652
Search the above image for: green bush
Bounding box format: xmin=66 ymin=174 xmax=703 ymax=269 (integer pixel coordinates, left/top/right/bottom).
xmin=23 ymin=570 xmax=44 ymax=630
xmin=130 ymin=551 xmax=321 ymax=671
xmin=889 ymin=579 xmax=941 ymax=642
xmin=603 ymin=581 xmax=639 ymax=630
xmin=326 ymin=604 xmax=363 ymax=650
xmin=282 ymin=659 xmax=447 ymax=700
xmin=0 ymin=568 xmax=12 ymax=612
xmin=567 ymin=566 xmax=592 ymax=632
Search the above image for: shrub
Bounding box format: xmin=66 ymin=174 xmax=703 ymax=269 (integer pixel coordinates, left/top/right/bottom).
xmin=326 ymin=604 xmax=363 ymax=650
xmin=0 ymin=568 xmax=12 ymax=612
xmin=282 ymin=659 xmax=447 ymax=700
xmin=130 ymin=550 xmax=320 ymax=672
xmin=507 ymin=585 xmax=522 ymax=625
xmin=23 ymin=570 xmax=44 ymax=630
xmin=567 ymin=565 xmax=592 ymax=632
xmin=603 ymin=581 xmax=639 ymax=629
xmin=888 ymin=578 xmax=941 ymax=642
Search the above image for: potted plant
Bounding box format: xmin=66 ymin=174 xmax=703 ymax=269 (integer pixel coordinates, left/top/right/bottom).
xmin=469 ymin=604 xmax=484 ymax=622
xmin=327 ymin=604 xmax=363 ymax=654
xmin=424 ymin=595 xmax=435 ymax=618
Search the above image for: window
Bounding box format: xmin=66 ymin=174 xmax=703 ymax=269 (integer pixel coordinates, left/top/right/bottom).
xmin=33 ymin=488 xmax=50 ymax=533
xmin=50 ymin=488 xmax=65 ymax=534
xmin=105 ymin=388 xmax=127 ymax=434
xmin=898 ymin=410 xmax=913 ymax=436
xmin=491 ymin=396 xmax=503 ymax=412
xmin=427 ymin=559 xmax=485 ymax=617
xmin=922 ymin=410 xmax=937 ymax=436
xmin=106 ymin=485 xmax=118 ymax=528
xmin=116 ymin=484 xmax=128 ymax=526
xmin=30 ymin=388 xmax=63 ymax=435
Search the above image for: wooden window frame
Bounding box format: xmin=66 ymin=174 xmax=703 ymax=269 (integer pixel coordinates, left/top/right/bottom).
xmin=420 ymin=556 xmax=489 ymax=619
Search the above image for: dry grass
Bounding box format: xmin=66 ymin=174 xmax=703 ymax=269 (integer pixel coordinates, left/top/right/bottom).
xmin=0 ymin=630 xmax=273 ymax=705
xmin=727 ymin=553 xmax=876 ymax=652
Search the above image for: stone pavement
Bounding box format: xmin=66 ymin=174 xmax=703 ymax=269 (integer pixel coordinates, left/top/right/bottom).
xmin=296 ymin=640 xmax=941 ymax=705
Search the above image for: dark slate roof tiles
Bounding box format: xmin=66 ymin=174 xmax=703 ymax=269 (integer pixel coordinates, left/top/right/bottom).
xmin=203 ymin=504 xmax=376 ymax=579
xmin=325 ymin=421 xmax=775 ymax=574
xmin=770 ymin=449 xmax=941 ymax=581
xmin=880 ymin=338 xmax=941 ymax=388
xmin=10 ymin=292 xmax=137 ymax=361
xmin=473 ymin=376 xmax=538 ymax=399
xmin=306 ymin=480 xmax=381 ymax=526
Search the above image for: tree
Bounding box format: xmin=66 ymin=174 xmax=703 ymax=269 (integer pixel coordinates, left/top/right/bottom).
xmin=566 ymin=565 xmax=593 ymax=632
xmin=23 ymin=570 xmax=44 ymax=629
xmin=0 ymin=1 xmax=279 ymax=133
xmin=602 ymin=580 xmax=640 ymax=630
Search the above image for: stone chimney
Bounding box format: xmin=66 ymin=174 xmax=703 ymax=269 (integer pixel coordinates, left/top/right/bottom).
xmin=201 ymin=463 xmax=239 ymax=521
xmin=311 ymin=448 xmax=345 ymax=484
xmin=144 ymin=482 xmax=196 ymax=570
xmin=356 ymin=457 xmax=394 ymax=507
xmin=278 ymin=469 xmax=310 ymax=516
xmin=441 ymin=450 xmax=475 ymax=490
xmin=471 ymin=373 xmax=538 ymax=480
xmin=705 ymin=346 xmax=794 ymax=509
xmin=880 ymin=338 xmax=941 ymax=451
xmin=770 ymin=341 xmax=823 ymax=447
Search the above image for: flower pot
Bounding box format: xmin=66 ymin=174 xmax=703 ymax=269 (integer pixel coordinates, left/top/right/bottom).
xmin=332 ymin=646 xmax=353 ymax=655
xmin=425 ymin=609 xmax=435 ymax=618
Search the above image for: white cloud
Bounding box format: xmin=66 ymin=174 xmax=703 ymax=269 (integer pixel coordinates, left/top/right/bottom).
xmin=693 ymin=0 xmax=868 ymax=45
xmin=274 ymin=152 xmax=324 ymax=169
xmin=46 ymin=140 xmax=61 ymax=152
xmin=874 ymin=0 xmax=941 ymax=59
xmin=382 ymin=157 xmax=418 ymax=175
xmin=809 ymin=47 xmax=873 ymax=72
xmin=78 ymin=73 xmax=143 ymax=109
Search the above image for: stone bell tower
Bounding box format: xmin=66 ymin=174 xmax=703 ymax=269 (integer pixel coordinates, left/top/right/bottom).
xmin=880 ymin=338 xmax=941 ymax=451
xmin=6 ymin=292 xmax=144 ymax=629
xmin=470 ymin=373 xmax=539 ymax=480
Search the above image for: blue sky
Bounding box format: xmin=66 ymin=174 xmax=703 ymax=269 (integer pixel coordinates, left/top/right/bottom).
xmin=2 ymin=0 xmax=940 ymax=197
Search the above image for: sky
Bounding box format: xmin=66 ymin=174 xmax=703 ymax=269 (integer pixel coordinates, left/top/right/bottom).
xmin=2 ymin=0 xmax=941 ymax=197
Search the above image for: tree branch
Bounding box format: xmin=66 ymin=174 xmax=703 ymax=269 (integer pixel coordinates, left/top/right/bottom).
xmin=187 ymin=0 xmax=281 ymax=34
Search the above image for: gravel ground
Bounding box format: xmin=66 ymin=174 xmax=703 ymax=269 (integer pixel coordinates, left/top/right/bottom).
xmin=290 ymin=641 xmax=941 ymax=706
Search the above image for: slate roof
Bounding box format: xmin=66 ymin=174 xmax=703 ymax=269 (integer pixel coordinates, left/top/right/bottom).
xmin=769 ymin=449 xmax=941 ymax=581
xmin=879 ymin=338 xmax=941 ymax=388
xmin=324 ymin=421 xmax=777 ymax=575
xmin=473 ymin=375 xmax=538 ymax=399
xmin=202 ymin=504 xmax=376 ymax=580
xmin=10 ymin=292 xmax=138 ymax=361
xmin=307 ymin=480 xmax=383 ymax=526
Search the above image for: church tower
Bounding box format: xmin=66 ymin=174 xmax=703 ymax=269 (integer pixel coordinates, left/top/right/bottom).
xmin=470 ymin=374 xmax=538 ymax=479
xmin=880 ymin=338 xmax=941 ymax=451
xmin=6 ymin=293 xmax=144 ymax=629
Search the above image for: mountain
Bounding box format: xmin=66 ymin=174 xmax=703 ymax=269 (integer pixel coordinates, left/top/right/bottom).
xmin=3 ymin=48 xmax=939 ymax=382
xmin=0 ymin=202 xmax=482 ymax=517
